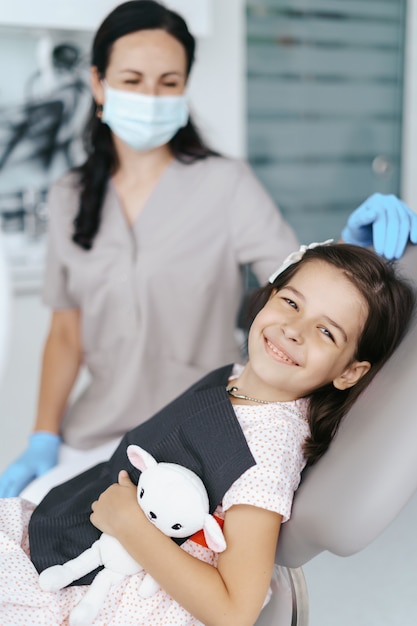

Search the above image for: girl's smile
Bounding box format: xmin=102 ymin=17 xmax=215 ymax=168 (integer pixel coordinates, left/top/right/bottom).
xmin=264 ymin=338 xmax=299 ymax=366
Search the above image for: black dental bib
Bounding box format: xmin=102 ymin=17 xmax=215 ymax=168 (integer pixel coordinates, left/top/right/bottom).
xmin=28 ymin=364 xmax=256 ymax=585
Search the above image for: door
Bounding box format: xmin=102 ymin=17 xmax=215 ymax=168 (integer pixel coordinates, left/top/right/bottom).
xmin=246 ymin=0 xmax=407 ymax=243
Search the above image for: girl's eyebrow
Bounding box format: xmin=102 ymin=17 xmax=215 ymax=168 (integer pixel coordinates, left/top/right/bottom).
xmin=283 ymin=286 xmax=348 ymax=343
xmin=322 ymin=315 xmax=347 ymax=343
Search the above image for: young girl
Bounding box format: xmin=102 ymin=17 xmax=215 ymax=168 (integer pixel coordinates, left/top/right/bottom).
xmin=0 ymin=243 xmax=414 ymax=626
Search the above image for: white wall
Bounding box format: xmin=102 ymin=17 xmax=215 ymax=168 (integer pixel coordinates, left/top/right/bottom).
xmin=0 ymin=0 xmax=211 ymax=37
xmin=187 ymin=0 xmax=246 ymax=158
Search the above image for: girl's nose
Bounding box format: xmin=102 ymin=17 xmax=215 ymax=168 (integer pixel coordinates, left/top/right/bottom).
xmin=282 ymin=321 xmax=304 ymax=343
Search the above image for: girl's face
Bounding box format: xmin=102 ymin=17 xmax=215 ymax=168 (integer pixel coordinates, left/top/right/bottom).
xmin=245 ymin=260 xmax=371 ymax=402
xmin=91 ymin=28 xmax=187 ymax=103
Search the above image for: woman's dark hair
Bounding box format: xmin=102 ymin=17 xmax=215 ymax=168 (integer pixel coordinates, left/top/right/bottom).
xmin=249 ymin=243 xmax=415 ymax=466
xmin=73 ymin=0 xmax=217 ymax=250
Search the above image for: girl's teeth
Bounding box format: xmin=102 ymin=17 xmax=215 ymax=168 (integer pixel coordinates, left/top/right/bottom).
xmin=267 ymin=340 xmax=295 ymax=364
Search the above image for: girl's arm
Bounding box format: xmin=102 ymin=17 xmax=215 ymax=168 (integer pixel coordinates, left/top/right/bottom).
xmin=90 ymin=471 xmax=282 ymax=626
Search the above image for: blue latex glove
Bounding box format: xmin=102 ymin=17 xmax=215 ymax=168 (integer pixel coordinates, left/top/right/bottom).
xmin=0 ymin=431 xmax=61 ymax=498
xmin=341 ymin=193 xmax=417 ymax=260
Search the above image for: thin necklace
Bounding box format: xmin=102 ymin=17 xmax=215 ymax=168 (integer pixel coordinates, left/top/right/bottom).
xmin=226 ymin=385 xmax=274 ymax=405
xmin=226 ymin=385 xmax=307 ymax=422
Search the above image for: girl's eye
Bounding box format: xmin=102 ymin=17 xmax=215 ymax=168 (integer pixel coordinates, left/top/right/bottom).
xmin=163 ymin=82 xmax=179 ymax=88
xmin=283 ymin=297 xmax=298 ymax=310
xmin=319 ymin=326 xmax=335 ymax=342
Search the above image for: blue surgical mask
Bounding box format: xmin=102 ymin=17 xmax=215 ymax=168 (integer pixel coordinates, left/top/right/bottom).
xmin=101 ymin=84 xmax=189 ymax=151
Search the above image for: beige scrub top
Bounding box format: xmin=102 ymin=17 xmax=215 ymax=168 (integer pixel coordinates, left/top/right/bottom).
xmin=43 ymin=156 xmax=299 ymax=449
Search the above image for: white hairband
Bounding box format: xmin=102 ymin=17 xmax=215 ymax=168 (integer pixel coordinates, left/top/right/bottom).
xmin=268 ymin=239 xmax=334 ymax=284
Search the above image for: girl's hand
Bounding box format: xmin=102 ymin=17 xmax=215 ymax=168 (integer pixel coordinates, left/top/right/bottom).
xmin=90 ymin=470 xmax=140 ymax=537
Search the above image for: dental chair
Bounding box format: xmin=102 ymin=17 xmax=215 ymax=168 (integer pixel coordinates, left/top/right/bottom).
xmin=255 ymin=243 xmax=417 ymax=625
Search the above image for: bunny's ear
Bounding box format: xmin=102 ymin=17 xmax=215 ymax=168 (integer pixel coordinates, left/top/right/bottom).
xmin=203 ymin=515 xmax=227 ymax=553
xmin=127 ymin=445 xmax=158 ymax=471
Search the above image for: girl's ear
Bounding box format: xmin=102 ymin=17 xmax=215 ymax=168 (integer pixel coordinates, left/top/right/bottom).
xmin=90 ymin=66 xmax=105 ymax=105
xmin=333 ymin=360 xmax=371 ymax=390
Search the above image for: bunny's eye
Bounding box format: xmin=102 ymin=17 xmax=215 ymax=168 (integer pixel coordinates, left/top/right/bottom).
xmin=139 ymin=488 xmax=144 ymax=499
xmin=171 ymin=523 xmax=183 ymax=530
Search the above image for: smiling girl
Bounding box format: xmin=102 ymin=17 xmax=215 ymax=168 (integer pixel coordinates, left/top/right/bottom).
xmin=0 ymin=242 xmax=414 ymax=626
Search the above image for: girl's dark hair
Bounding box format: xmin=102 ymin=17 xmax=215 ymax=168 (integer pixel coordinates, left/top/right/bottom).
xmin=73 ymin=0 xmax=217 ymax=250
xmin=249 ymin=243 xmax=415 ymax=465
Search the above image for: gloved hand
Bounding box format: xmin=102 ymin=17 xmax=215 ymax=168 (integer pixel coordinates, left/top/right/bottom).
xmin=341 ymin=193 xmax=417 ymax=260
xmin=0 ymin=431 xmax=61 ymax=498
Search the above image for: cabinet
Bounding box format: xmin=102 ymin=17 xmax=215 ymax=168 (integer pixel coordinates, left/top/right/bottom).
xmin=0 ymin=292 xmax=90 ymax=472
xmin=0 ymin=294 xmax=49 ymax=471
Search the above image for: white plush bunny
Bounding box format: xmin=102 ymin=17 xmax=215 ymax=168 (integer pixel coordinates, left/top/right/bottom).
xmin=38 ymin=444 xmax=226 ymax=626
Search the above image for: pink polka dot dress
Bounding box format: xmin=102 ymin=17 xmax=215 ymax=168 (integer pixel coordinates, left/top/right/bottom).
xmin=0 ymin=382 xmax=310 ymax=625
